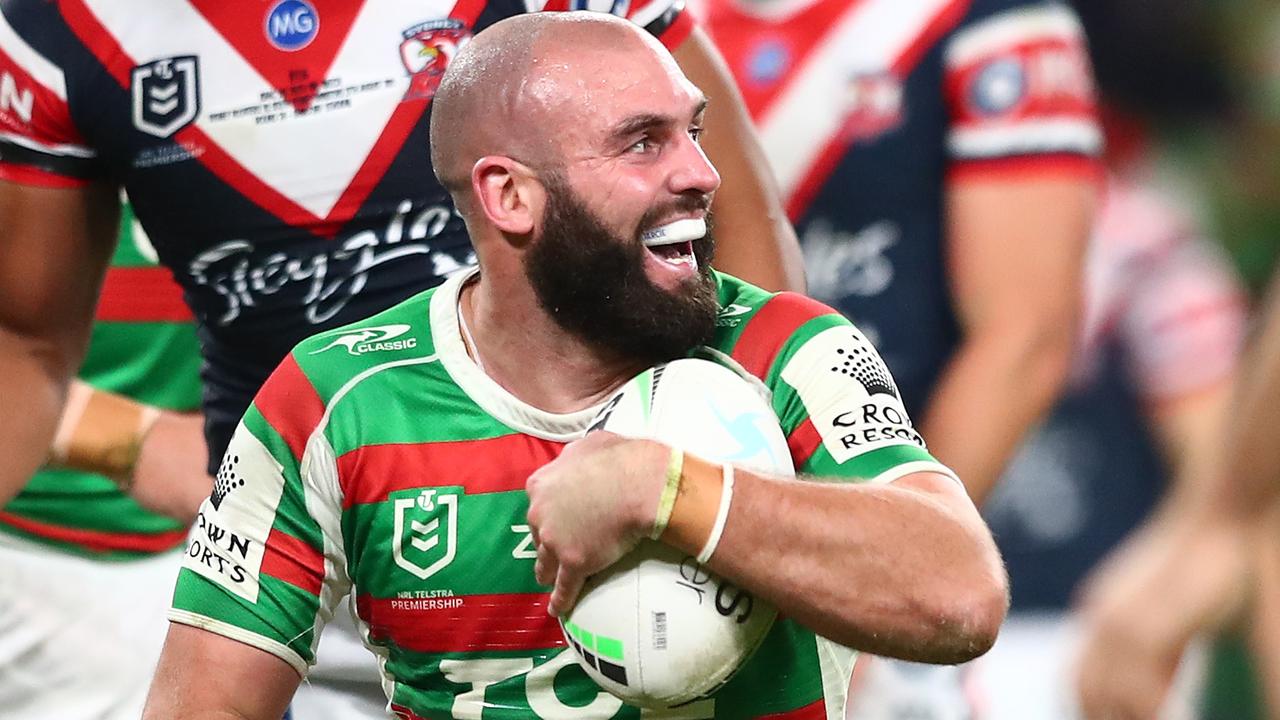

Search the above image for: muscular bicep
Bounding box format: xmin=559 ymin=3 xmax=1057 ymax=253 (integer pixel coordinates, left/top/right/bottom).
xmin=0 ymin=180 xmax=118 ymax=362
xmin=144 ymin=623 xmax=300 ymax=720
xmin=946 ymin=177 xmax=1093 ymax=335
xmin=671 ymin=27 xmax=805 ymax=292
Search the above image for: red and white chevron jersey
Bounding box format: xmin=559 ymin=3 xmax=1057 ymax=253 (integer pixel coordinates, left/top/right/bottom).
xmin=0 ymin=0 xmax=690 ymax=468
xmin=698 ymin=0 xmax=1101 ymax=417
xmin=171 ymin=269 xmax=956 ymax=718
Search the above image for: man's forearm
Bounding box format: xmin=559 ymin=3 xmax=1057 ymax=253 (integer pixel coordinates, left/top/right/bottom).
xmin=689 ymin=468 xmax=1008 ymax=663
xmin=0 ymin=330 xmax=74 ymax=504
xmin=919 ymin=324 xmax=1073 ymax=505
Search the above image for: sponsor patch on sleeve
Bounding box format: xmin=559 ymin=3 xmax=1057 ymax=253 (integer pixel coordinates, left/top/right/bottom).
xmin=181 ymin=422 xmax=287 ymax=603
xmin=780 ymin=325 xmax=925 ymax=464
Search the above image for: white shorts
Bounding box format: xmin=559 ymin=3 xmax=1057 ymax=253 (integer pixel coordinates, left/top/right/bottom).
xmin=978 ymin=611 xmax=1205 ymax=720
xmin=0 ymin=531 xmax=181 ymax=720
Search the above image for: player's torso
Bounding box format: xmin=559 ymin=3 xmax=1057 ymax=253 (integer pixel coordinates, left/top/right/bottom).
xmin=702 ymin=0 xmax=961 ymax=413
xmin=3 ymin=0 xmax=538 ymax=455
xmin=317 ymin=282 xmax=834 ymax=718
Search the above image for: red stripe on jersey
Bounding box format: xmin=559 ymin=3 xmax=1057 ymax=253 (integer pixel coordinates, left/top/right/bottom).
xmin=786 ymin=417 xmax=822 ymax=469
xmin=945 ymin=37 xmax=1097 ymax=129
xmin=338 ymin=435 xmax=565 ymax=509
xmin=0 ymin=511 xmax=186 ymax=554
xmin=662 ymin=9 xmax=694 ymax=51
xmin=946 ymin=153 xmax=1101 ymax=183
xmin=261 ymin=528 xmax=324 ymax=596
xmin=730 ymin=292 xmax=832 ymax=379
xmin=0 ymin=164 xmax=89 ymax=188
xmin=189 ymin=1 xmax=362 ymax=113
xmin=892 ymin=0 xmax=970 ymax=76
xmin=0 ymin=43 xmax=84 ymax=146
xmin=59 ymin=0 xmax=135 ymax=87
xmin=255 ymin=355 xmax=326 ymax=462
xmin=774 ymin=0 xmax=969 ymax=218
xmin=356 ymin=592 xmax=566 ymax=654
xmin=389 ymin=706 xmax=430 ymax=720
xmin=95 ymin=266 xmax=194 ymax=322
xmin=703 ymin=0 xmax=866 ymax=121
xmin=760 ymin=699 xmax=827 ymax=719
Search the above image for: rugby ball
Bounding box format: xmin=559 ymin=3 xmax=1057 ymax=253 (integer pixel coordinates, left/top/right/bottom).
xmin=561 ymin=358 xmax=793 ymax=708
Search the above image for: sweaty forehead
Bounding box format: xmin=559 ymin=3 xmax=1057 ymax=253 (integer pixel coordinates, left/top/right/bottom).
xmin=523 ymin=37 xmax=700 ymax=150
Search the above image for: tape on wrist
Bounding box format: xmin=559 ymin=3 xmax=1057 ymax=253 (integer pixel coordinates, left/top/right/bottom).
xmin=660 ymin=453 xmax=730 ymax=561
xmin=49 ymin=383 xmax=162 ymax=486
xmin=696 ymin=464 xmax=734 ymax=564
xmin=651 ymin=446 xmax=684 ymax=540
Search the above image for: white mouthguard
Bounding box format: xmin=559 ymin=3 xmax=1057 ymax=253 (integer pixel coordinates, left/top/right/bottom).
xmin=641 ymin=218 xmax=706 ymax=247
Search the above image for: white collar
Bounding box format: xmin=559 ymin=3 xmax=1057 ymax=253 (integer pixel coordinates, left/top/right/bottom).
xmin=429 ymin=267 xmax=605 ymax=442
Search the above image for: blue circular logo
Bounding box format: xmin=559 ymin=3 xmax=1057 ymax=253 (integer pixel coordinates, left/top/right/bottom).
xmin=747 ymin=41 xmax=790 ymax=86
xmin=970 ymin=58 xmax=1027 ymax=116
xmin=265 ymin=0 xmax=319 ymax=52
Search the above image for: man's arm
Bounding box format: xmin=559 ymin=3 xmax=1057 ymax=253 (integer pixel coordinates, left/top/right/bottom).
xmin=0 ymin=180 xmax=119 ymax=504
xmin=926 ymin=176 xmax=1094 ymax=504
xmin=672 ymin=27 xmax=806 ymax=293
xmin=144 ymin=624 xmax=301 ymax=720
xmin=48 ymin=378 xmax=212 ymax=523
xmin=527 ymin=433 xmax=1008 ymax=664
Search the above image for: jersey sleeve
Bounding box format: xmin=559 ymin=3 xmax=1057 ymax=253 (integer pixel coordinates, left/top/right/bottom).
xmin=532 ymin=0 xmax=693 ymax=51
xmin=169 ymin=355 xmax=347 ymax=675
xmin=726 ymin=291 xmax=958 ymax=485
xmin=0 ymin=9 xmax=102 ymax=187
xmin=1120 ymin=236 xmax=1247 ymax=403
xmin=942 ymin=0 xmax=1101 ymax=180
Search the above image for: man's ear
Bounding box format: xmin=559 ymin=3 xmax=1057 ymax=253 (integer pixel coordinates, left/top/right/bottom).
xmin=471 ymin=156 xmax=542 ymax=239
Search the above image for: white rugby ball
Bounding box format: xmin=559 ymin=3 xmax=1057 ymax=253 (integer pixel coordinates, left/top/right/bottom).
xmin=561 ymin=358 xmax=793 ymax=708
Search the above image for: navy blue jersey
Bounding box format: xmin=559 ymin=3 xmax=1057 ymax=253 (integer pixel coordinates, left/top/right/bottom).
xmin=0 ymin=0 xmax=690 ymax=466
xmin=702 ymin=0 xmax=1101 ymax=415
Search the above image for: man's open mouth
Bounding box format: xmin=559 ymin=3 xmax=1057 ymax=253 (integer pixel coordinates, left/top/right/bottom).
xmin=641 ymin=218 xmax=704 ymax=270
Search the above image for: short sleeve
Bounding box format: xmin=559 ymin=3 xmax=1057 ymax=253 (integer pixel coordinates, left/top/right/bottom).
xmin=169 ymin=355 xmax=347 ymax=675
xmin=730 ymin=292 xmax=958 ymax=485
xmin=0 ymin=10 xmax=102 ymax=187
xmin=1120 ymin=237 xmax=1247 ymax=402
xmin=533 ymin=0 xmax=693 ymax=50
xmin=942 ymin=0 xmax=1101 ymax=179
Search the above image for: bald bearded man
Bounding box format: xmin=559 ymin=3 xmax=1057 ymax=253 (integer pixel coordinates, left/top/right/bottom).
xmin=142 ymin=14 xmax=1007 ymax=719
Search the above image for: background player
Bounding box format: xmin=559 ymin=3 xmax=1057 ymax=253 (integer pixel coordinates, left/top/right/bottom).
xmin=143 ymin=14 xmax=1007 ymax=718
xmin=695 ymin=0 xmax=1100 ymax=715
xmin=0 ymin=203 xmax=210 ymax=720
xmin=979 ymin=159 xmax=1247 ymax=718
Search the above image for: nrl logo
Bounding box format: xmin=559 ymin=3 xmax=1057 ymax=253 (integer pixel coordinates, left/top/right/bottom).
xmin=393 ymin=489 xmax=461 ymax=580
xmin=131 ymin=56 xmax=200 ymax=139
xmin=309 ymin=324 xmax=418 ymax=356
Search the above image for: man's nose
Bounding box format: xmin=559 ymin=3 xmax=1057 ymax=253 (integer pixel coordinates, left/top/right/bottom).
xmin=669 ymin=134 xmax=721 ymax=197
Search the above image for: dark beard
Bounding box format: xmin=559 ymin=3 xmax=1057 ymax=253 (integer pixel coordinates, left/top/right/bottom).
xmin=523 ymin=174 xmax=719 ymax=367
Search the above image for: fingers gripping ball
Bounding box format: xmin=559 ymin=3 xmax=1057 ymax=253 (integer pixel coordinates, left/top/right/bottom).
xmin=561 ymin=358 xmax=793 ymax=708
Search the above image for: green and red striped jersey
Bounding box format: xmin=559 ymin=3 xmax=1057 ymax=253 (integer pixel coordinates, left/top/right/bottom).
xmin=0 ymin=203 xmax=202 ymax=558
xmin=170 ymin=268 xmax=954 ymax=718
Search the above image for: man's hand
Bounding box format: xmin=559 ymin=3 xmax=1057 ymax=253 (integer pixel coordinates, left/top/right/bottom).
xmin=1074 ymin=511 xmax=1249 ymax=719
xmin=525 ymin=432 xmax=667 ymax=616
xmin=127 ymin=411 xmax=212 ymax=524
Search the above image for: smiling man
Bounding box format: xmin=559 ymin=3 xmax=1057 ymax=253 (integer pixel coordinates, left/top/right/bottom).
xmin=143 ymin=13 xmax=1006 ymax=719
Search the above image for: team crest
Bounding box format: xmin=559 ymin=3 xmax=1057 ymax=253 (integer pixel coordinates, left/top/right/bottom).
xmin=400 ymin=20 xmax=471 ymax=101
xmin=393 ymin=489 xmax=461 ymax=580
xmin=131 ymin=56 xmax=201 ymax=139
xmin=841 ymin=72 xmax=904 ymax=143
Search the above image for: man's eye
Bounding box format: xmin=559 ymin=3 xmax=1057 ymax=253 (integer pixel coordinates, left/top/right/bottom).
xmin=628 ymin=137 xmax=654 ymax=154
xmin=689 ymin=126 xmax=705 ymax=143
